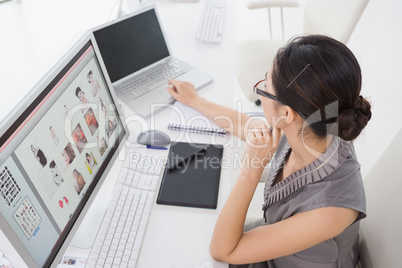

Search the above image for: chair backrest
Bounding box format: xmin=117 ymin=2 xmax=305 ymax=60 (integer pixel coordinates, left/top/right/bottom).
xmin=304 ymin=0 xmax=369 ymax=43
xmin=359 ymin=127 xmax=402 ymax=267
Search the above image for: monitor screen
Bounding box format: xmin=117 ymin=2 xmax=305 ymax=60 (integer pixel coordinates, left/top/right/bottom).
xmin=0 ymin=37 xmax=126 ymax=267
xmin=93 ymin=8 xmax=170 ymax=83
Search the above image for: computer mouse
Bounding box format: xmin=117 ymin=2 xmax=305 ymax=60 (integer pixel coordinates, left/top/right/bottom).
xmin=137 ymin=130 xmax=171 ymax=146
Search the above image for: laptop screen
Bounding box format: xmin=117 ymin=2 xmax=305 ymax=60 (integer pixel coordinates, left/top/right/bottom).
xmin=93 ymin=8 xmax=170 ymax=84
xmin=0 ymin=37 xmax=126 ymax=267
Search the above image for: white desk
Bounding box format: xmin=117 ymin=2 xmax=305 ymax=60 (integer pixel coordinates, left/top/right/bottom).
xmin=0 ymin=0 xmax=238 ymax=267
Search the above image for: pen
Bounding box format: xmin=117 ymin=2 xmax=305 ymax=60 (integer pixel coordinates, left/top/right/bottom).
xmin=146 ymin=145 xmax=168 ymax=150
xmin=169 ymin=147 xmax=207 ymax=169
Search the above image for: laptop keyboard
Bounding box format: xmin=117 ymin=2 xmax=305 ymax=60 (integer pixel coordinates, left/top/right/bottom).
xmin=86 ymin=148 xmax=166 ymax=268
xmin=120 ymin=60 xmax=189 ymax=99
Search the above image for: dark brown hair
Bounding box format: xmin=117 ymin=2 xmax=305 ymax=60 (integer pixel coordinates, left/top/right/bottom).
xmin=272 ymin=35 xmax=371 ymax=141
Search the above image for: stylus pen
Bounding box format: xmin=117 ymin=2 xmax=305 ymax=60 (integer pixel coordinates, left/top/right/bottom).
xmin=146 ymin=145 xmax=168 ymax=150
xmin=169 ymin=147 xmax=207 ymax=169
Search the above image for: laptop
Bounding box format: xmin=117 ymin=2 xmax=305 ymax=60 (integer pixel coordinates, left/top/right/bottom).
xmin=92 ymin=5 xmax=213 ymax=118
xmin=0 ymin=30 xmax=156 ymax=267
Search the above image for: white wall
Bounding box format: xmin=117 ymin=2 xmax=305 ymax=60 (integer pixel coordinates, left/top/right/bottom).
xmin=348 ymin=0 xmax=402 ymax=178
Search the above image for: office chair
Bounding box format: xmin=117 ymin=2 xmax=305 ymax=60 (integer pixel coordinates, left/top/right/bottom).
xmin=235 ymin=0 xmax=369 ymax=104
xmin=358 ymin=127 xmax=402 ymax=268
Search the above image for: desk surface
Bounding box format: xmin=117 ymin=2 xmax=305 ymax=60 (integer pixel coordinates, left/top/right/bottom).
xmin=0 ymin=0 xmax=238 ymax=267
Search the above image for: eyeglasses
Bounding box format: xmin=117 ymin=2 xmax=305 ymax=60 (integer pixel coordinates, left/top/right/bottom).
xmin=253 ymin=80 xmax=280 ymax=102
xmin=253 ymin=80 xmax=307 ymax=119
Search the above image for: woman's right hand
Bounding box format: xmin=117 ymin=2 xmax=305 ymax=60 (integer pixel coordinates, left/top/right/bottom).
xmin=243 ymin=123 xmax=281 ymax=176
xmin=166 ymin=79 xmax=200 ymax=107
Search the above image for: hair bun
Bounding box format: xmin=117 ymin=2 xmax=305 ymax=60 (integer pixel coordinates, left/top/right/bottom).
xmin=337 ymin=96 xmax=372 ymax=141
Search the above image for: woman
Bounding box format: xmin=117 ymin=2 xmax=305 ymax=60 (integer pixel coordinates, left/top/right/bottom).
xmin=62 ymin=144 xmax=76 ymax=170
xmin=166 ymin=35 xmax=371 ymax=267
xmin=49 ymin=160 xmax=63 ymax=186
xmin=85 ymin=152 xmax=97 ymax=174
xmin=49 ymin=126 xmax=59 ymax=146
xmin=72 ymin=169 xmax=86 ymax=195
xmin=75 ymin=87 xmax=88 ymax=104
xmin=87 ymin=70 xmax=101 ymax=97
xmin=75 ymin=87 xmax=89 ymax=113
xmin=86 ymin=112 xmax=97 ymax=126
xmin=100 ymin=98 xmax=107 ymax=117
xmin=30 ymin=145 xmax=47 ymax=167
xmin=106 ymin=119 xmax=117 ymax=138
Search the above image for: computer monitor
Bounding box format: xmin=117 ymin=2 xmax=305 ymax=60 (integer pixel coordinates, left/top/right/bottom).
xmin=0 ymin=31 xmax=128 ymax=267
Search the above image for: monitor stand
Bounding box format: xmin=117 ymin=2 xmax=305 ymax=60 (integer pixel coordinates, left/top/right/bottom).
xmin=69 ymin=149 xmax=123 ymax=249
xmin=69 ymin=200 xmax=107 ymax=249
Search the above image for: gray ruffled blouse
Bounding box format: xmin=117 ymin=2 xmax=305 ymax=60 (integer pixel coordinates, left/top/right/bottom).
xmin=231 ymin=136 xmax=366 ymax=268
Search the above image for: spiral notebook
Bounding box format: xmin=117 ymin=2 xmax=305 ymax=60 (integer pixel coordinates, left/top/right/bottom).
xmin=168 ymin=102 xmax=227 ymax=135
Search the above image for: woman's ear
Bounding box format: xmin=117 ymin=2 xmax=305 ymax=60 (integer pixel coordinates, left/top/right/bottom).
xmin=272 ymin=105 xmax=296 ymax=129
xmin=284 ymin=106 xmax=297 ymax=124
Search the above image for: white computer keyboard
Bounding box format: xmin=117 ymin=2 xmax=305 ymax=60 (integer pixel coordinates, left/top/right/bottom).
xmin=86 ymin=149 xmax=166 ymax=268
xmin=120 ymin=59 xmax=189 ymax=99
xmin=195 ymin=0 xmax=227 ymax=43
